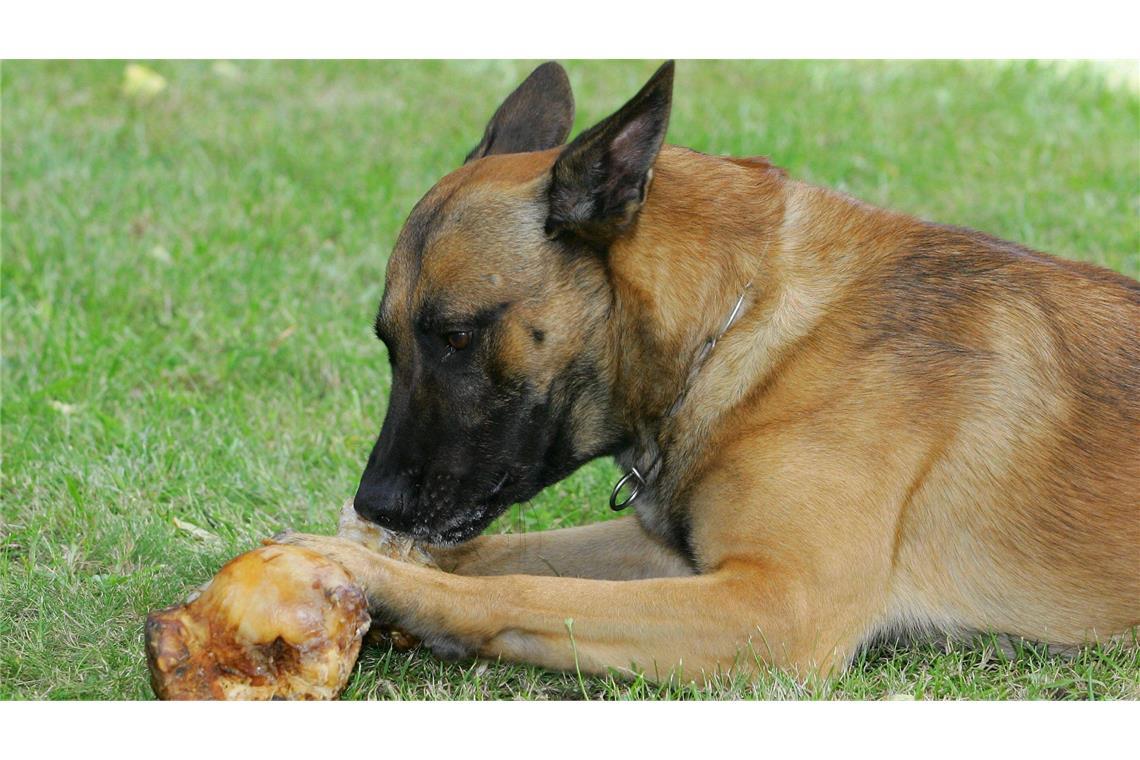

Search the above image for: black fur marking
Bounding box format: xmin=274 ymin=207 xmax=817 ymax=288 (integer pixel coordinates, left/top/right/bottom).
xmin=422 ymin=633 xmax=478 ymax=663
xmin=417 ymin=299 xmax=512 ymax=335
xmin=633 ymin=503 xmax=699 ymax=571
xmin=663 ymin=511 xmax=698 ymax=568
xmin=355 ymin=321 xmax=625 ymax=544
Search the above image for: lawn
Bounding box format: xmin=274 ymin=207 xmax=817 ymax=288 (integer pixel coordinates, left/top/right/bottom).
xmin=1 ymin=60 xmax=1137 ymax=700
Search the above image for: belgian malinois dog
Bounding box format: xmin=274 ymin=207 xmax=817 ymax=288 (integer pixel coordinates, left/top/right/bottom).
xmin=279 ymin=61 xmax=1139 ymax=682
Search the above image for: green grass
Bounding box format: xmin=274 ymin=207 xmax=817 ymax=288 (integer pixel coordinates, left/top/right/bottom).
xmin=2 ymin=60 xmax=1138 ymax=700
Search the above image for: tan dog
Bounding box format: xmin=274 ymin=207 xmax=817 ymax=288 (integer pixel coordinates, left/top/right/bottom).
xmin=279 ymin=61 xmax=1139 ymax=682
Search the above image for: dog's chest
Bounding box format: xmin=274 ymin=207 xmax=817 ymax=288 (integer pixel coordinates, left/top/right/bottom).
xmin=634 ymin=495 xmax=697 ymax=567
xmin=627 ymin=485 xmax=697 ymax=568
xmin=615 ymin=431 xmax=704 ymax=566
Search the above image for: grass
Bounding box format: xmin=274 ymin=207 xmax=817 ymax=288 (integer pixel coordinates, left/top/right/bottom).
xmin=2 ymin=60 xmax=1138 ymax=700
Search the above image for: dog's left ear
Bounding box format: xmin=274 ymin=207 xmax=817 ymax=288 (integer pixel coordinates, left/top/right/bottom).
xmin=465 ymin=62 xmax=576 ymax=163
xmin=544 ymin=61 xmax=674 ymax=248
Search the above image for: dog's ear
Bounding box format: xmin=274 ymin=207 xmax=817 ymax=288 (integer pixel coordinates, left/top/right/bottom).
xmin=544 ymin=61 xmax=674 ymax=248
xmin=464 ymin=62 xmax=575 ymax=163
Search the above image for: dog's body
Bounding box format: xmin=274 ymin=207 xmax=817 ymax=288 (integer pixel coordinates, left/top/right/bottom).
xmin=281 ymin=62 xmax=1140 ymax=682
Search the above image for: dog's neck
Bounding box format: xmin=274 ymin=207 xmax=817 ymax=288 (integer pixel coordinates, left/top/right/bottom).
xmin=602 ymin=147 xmax=886 ymax=539
xmin=605 ymin=147 xmax=787 ymax=433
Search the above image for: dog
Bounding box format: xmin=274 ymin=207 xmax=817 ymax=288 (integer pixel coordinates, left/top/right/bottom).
xmin=278 ymin=61 xmax=1139 ymax=682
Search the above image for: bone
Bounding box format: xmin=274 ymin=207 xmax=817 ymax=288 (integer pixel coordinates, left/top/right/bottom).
xmin=144 ymin=499 xmax=434 ymax=700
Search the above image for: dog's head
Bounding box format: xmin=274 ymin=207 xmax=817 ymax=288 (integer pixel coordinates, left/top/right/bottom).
xmin=353 ymin=62 xmax=675 ymax=543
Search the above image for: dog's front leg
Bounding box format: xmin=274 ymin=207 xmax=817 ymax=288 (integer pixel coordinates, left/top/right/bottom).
xmin=273 ymin=533 xmax=834 ymax=682
xmin=445 ymin=566 xmax=816 ymax=681
xmin=430 ymin=516 xmax=694 ymax=580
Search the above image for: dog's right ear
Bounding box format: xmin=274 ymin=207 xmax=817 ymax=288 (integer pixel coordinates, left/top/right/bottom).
xmin=464 ymin=62 xmax=575 ymax=163
xmin=543 ymin=61 xmax=674 ymax=249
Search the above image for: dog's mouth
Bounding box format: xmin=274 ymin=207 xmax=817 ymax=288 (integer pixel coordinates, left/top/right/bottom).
xmin=407 ymin=471 xmax=517 ymax=545
xmin=412 ymin=506 xmax=502 ymax=545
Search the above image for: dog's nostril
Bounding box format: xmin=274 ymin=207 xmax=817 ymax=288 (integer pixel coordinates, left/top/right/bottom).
xmin=352 ymin=494 xmax=380 ymax=522
xmin=354 ymin=466 xmax=421 ymax=527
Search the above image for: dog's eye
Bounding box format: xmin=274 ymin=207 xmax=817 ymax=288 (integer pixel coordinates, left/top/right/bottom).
xmin=446 ymin=331 xmax=472 ymax=351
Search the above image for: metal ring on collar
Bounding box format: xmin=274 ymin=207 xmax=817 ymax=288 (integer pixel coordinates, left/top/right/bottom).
xmin=609 ymin=467 xmax=646 ymax=511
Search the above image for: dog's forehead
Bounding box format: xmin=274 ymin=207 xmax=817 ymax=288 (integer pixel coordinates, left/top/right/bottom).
xmin=380 ymin=150 xmax=557 ymax=327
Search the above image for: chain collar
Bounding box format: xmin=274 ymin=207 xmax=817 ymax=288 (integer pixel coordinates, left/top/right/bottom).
xmin=609 ymin=282 xmax=754 ymax=510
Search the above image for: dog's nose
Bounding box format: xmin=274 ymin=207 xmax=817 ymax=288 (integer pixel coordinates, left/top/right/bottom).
xmin=353 ymin=470 xmax=415 ymax=532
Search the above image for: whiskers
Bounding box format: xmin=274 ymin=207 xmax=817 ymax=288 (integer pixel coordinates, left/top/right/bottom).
xmin=489 ymin=471 xmax=510 ymax=497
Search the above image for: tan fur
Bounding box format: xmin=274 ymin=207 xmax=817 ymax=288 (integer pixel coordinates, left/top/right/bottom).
xmin=281 ymin=134 xmax=1139 ymax=683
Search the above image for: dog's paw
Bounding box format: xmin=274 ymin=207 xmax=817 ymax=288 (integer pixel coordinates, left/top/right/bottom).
xmin=267 ymin=531 xmax=484 ymax=664
xmin=267 ymin=532 xmax=389 ymax=588
xmin=421 ymin=631 xmax=479 ymax=662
